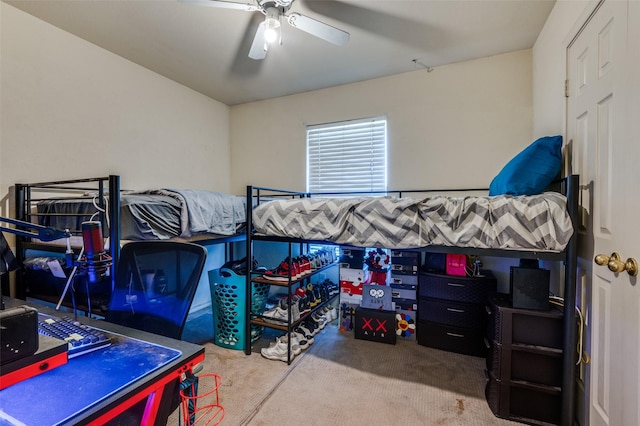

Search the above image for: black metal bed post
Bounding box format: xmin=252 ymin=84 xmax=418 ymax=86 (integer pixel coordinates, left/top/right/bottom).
xmin=11 ymin=184 xmax=26 ymax=299
xmin=244 ymin=185 xmax=254 ymax=355
xmin=561 ymin=174 xmax=579 ymax=426
xmin=108 ymin=176 xmax=120 ymax=293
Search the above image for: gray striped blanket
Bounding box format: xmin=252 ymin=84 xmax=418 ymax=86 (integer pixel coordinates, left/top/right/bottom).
xmin=252 ymin=192 xmax=573 ymax=251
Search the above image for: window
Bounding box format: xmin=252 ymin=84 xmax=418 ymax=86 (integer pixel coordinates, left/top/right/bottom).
xmin=307 ymin=116 xmax=387 ymax=194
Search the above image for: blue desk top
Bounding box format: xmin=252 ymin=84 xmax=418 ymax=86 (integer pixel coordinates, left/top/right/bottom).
xmin=0 ymin=329 xmax=181 ymax=426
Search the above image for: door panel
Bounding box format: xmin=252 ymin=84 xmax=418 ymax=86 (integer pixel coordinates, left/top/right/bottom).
xmin=567 ymin=1 xmax=638 ymax=425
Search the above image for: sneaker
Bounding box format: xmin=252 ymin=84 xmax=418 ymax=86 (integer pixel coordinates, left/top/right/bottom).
xmin=278 ymin=335 xmax=302 ymax=356
xmin=262 ymin=306 xmax=288 ymax=324
xmin=221 ymin=256 xmax=259 ymax=276
xmin=298 ymin=295 xmax=311 ymax=316
xmin=326 ymin=306 xmax=337 ymax=321
xmin=261 ymin=338 xmax=293 ymax=362
xmin=310 ymin=312 xmax=327 ymax=330
xmin=262 ymin=266 xmax=290 ymax=282
xmin=299 ymin=256 xmax=311 ymax=276
xmin=306 ymin=284 xmax=318 ymax=307
xmin=278 ymin=297 xmax=301 ymax=322
xmin=295 ymin=325 xmax=315 ymax=345
xmin=291 ymin=331 xmax=310 ymax=351
xmin=282 ymin=257 xmax=301 ymax=280
xmin=303 ymin=320 xmax=319 ymax=337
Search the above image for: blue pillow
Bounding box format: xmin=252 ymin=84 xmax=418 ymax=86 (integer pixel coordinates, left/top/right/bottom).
xmin=489 ymin=135 xmax=562 ymax=196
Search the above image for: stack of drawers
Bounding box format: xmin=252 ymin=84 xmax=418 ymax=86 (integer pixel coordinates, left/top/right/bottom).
xmin=485 ymin=294 xmax=564 ymax=425
xmin=389 ymin=250 xmax=420 ymax=340
xmin=417 ymin=271 xmax=496 ymax=356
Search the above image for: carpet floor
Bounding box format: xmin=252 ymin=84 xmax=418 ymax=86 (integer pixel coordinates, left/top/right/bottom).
xmin=171 ymin=317 xmax=521 ymax=426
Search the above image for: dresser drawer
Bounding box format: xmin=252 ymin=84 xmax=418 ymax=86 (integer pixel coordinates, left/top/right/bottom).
xmin=419 ymin=271 xmax=496 ymax=303
xmin=487 ymin=293 xmax=564 ymax=349
xmin=419 ymin=297 xmax=486 ymax=329
xmin=417 ymin=320 xmax=488 ymax=357
xmin=487 ymin=340 xmax=563 ymax=387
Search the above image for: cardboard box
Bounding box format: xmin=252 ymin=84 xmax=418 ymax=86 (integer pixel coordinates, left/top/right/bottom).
xmin=391 ymin=264 xmax=419 ymax=275
xmin=389 ymin=274 xmax=418 ymax=286
xmin=339 ymin=267 xmax=365 ymax=296
xmin=390 ymin=251 xmax=421 ymax=267
xmin=390 ymin=284 xmax=417 ymax=300
xmin=339 ymin=268 xmax=365 ymax=285
xmin=392 ymin=297 xmax=418 ymax=312
xmin=339 ymin=292 xmax=363 ymax=306
xmin=354 ymin=307 xmax=396 ymax=345
xmin=339 ymin=248 xmax=365 ymax=269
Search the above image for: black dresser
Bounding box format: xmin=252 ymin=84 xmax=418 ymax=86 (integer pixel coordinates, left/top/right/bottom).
xmin=485 ymin=293 xmax=564 ymax=425
xmin=417 ymin=271 xmax=496 ymax=357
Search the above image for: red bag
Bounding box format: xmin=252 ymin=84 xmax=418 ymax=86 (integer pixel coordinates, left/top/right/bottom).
xmin=445 ymin=254 xmax=468 ymax=277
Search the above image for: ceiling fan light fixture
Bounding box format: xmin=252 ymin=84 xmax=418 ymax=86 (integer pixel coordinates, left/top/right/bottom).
xmin=263 ymin=7 xmax=281 ymax=44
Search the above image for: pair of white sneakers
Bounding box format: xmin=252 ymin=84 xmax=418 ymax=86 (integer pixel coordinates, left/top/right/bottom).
xmin=260 ymin=331 xmax=310 ymax=362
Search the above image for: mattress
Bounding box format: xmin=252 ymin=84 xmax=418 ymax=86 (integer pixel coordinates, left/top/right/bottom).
xmin=252 ymin=192 xmax=574 ymax=251
xmin=37 ymin=189 xmax=246 ymax=241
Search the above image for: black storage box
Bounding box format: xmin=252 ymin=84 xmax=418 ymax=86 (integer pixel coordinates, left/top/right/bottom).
xmin=510 ymin=266 xmax=550 ymax=310
xmin=0 ymin=305 xmax=39 ymax=365
xmin=354 ymin=307 xmax=396 ymax=345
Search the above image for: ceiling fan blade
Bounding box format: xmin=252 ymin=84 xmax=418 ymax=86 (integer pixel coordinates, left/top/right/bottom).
xmin=178 ymin=0 xmax=258 ymax=12
xmin=248 ymin=21 xmax=268 ymax=60
xmin=286 ymin=12 xmax=349 ymax=46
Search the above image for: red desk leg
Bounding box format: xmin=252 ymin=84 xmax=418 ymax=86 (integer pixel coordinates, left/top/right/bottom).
xmin=86 ymin=353 xmax=205 ymax=426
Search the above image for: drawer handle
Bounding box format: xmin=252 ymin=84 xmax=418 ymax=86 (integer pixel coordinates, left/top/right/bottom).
xmin=446 ymin=332 xmax=465 ymax=338
xmin=447 ymin=283 xmax=465 ymax=287
xmin=446 ymin=308 xmax=465 ymax=313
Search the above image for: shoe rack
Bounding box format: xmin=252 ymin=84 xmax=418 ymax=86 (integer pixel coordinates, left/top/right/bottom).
xmin=245 ymin=240 xmax=339 ymax=364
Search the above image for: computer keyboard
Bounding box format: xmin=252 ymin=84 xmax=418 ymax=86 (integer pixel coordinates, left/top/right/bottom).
xmin=38 ymin=315 xmax=112 ymax=358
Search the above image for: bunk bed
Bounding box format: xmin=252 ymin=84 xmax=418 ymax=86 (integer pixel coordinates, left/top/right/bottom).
xmin=13 ymin=175 xmax=247 ymax=313
xmin=244 ymin=174 xmax=579 ymax=426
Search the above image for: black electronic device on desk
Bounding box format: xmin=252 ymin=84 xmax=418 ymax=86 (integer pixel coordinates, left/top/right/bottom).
xmin=0 ymin=305 xmax=69 ymax=390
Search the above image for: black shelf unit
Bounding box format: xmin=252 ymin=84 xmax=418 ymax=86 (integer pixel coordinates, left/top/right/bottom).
xmin=485 ymin=293 xmax=565 ymax=425
xmin=245 ymin=239 xmax=338 ymax=364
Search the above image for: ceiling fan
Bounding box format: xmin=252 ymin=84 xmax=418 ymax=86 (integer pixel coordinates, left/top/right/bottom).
xmin=180 ymin=0 xmax=350 ymax=60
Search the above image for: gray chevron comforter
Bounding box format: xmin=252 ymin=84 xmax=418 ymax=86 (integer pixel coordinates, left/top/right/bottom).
xmin=252 ymin=192 xmax=573 ymax=251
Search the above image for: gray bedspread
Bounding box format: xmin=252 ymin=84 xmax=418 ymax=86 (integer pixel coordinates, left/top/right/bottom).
xmin=38 ymin=189 xmax=246 ymax=241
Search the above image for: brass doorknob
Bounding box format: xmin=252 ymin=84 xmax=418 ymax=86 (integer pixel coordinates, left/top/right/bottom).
xmin=594 ymin=252 xmax=638 ymax=277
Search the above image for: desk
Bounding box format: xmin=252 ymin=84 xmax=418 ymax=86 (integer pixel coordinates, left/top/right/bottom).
xmin=0 ymin=298 xmax=205 ymax=425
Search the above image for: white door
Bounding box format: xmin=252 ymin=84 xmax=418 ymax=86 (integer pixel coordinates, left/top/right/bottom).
xmin=566 ymin=1 xmax=640 ymax=425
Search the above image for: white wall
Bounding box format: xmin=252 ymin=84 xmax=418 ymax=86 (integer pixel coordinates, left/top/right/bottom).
xmin=229 ymin=50 xmax=534 ymax=195
xmin=0 ymin=3 xmax=231 ymax=216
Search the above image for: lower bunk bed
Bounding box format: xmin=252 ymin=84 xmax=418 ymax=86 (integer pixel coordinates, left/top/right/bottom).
xmin=244 ymin=175 xmax=579 ymax=426
xmin=12 ymin=175 xmax=247 ymax=324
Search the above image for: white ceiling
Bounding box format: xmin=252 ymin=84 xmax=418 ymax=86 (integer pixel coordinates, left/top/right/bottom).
xmin=4 ymin=0 xmax=556 ymax=106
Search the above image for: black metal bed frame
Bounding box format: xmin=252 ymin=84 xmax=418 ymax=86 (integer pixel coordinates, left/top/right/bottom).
xmin=245 ymin=174 xmax=579 ymax=426
xmin=14 ymin=176 xmax=121 ymax=300
xmin=12 ymin=175 xmax=246 ymax=314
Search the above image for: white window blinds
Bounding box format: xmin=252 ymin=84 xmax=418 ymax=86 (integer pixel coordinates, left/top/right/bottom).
xmin=307 ymin=117 xmax=387 ymax=193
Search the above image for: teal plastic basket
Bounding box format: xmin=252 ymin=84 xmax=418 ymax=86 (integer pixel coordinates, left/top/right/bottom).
xmin=209 ymin=268 xmax=270 ymax=350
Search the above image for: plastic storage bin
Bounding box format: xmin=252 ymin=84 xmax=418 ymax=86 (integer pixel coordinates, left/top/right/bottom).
xmin=209 ymin=268 xmax=270 ymax=350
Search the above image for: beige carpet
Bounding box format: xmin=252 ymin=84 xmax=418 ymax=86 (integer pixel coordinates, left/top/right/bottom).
xmin=171 ymin=318 xmax=521 ymax=426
